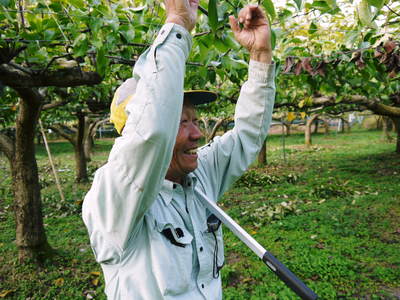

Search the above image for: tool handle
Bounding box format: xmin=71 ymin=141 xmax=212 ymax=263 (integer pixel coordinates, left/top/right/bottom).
xmin=262 ymin=251 xmax=318 ymax=300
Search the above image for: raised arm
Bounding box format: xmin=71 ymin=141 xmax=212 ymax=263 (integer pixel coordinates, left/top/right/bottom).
xmin=196 ymin=5 xmax=275 ymax=199
xmin=82 ymin=0 xmax=198 ymax=264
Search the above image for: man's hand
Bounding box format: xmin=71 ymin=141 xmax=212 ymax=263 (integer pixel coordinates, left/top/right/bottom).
xmin=165 ymin=0 xmax=199 ymax=32
xmin=229 ymin=5 xmax=272 ymax=63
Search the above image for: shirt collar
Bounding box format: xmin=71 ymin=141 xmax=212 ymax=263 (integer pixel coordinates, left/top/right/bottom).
xmin=159 ymin=174 xmax=198 ymax=206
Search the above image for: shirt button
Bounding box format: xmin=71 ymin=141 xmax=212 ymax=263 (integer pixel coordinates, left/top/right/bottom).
xmin=201 ymin=284 xmax=205 ymax=289
xmin=176 ymin=33 xmax=182 ymax=39
xmin=161 ymin=30 xmax=165 ymax=35
xmin=199 ymin=247 xmax=203 ymax=252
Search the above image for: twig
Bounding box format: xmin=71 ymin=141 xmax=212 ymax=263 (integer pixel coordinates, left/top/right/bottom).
xmin=40 ymin=53 xmax=71 ymax=75
xmin=385 ymin=4 xmax=400 ymax=17
xmin=18 ymin=0 xmax=25 ymax=29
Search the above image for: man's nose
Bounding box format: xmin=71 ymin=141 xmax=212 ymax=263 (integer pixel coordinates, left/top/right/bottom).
xmin=190 ymin=123 xmax=203 ymax=140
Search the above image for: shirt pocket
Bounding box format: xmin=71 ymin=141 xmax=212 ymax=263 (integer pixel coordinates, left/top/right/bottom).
xmin=155 ymin=221 xmax=194 ymax=296
xmin=201 ymin=224 xmax=225 ymax=278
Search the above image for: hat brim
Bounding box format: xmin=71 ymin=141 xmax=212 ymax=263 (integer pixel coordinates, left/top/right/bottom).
xmin=184 ymin=90 xmax=217 ymax=105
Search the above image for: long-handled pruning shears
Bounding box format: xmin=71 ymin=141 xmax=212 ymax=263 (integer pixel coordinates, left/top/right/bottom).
xmin=202 ymin=197 xmax=318 ymax=300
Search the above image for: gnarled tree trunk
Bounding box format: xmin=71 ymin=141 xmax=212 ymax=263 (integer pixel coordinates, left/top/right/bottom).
xmin=382 ymin=116 xmax=393 ymax=142
xmin=305 ymin=114 xmax=319 ymax=147
xmin=391 ymin=117 xmax=400 ymax=153
xmin=75 ymin=112 xmax=88 ymax=182
xmin=13 ymin=89 xmax=51 ymax=263
xmin=258 ymin=139 xmax=267 ymax=166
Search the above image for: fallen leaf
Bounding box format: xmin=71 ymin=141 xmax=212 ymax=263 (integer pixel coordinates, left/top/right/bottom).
xmin=310 ymin=275 xmax=320 ymax=281
xmin=54 ymin=278 xmax=64 ymax=286
xmin=91 ymin=279 xmax=99 ymax=286
xmin=0 ymin=290 xmax=15 ymax=298
xmin=90 ymin=271 xmax=101 ymax=276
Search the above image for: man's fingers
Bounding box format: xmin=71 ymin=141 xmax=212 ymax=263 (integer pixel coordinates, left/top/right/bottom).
xmin=189 ymin=0 xmax=199 ymax=11
xmin=237 ymin=4 xmax=266 ymax=28
xmin=229 ymin=15 xmax=240 ymax=35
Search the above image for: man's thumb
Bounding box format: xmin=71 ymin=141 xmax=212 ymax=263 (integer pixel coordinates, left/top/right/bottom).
xmin=229 ymin=15 xmax=240 ymax=35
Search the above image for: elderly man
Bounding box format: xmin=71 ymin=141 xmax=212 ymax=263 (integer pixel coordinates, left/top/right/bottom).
xmin=82 ymin=0 xmax=275 ymax=299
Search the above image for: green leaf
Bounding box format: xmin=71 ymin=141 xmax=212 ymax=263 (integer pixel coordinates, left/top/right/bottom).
xmin=311 ymin=1 xmax=331 ymax=12
xmin=208 ymin=0 xmax=218 ymax=32
xmin=68 ymin=0 xmax=84 ymax=9
xmin=96 ymin=46 xmax=108 ymax=77
xmin=89 ymin=18 xmax=103 ymax=33
xmin=325 ymin=0 xmax=337 ymax=9
xmin=278 ymin=9 xmax=293 ymax=22
xmin=308 ymin=22 xmax=318 ymax=34
xmin=222 ymin=33 xmax=239 ymax=50
xmin=119 ymin=25 xmax=135 ymax=43
xmin=0 ymin=0 xmax=10 ymax=6
xmin=292 ymin=0 xmax=302 ymax=10
xmin=358 ymin=0 xmax=373 ymax=26
xmin=366 ymin=0 xmax=384 ymax=8
xmin=72 ymin=33 xmax=88 ymax=57
xmin=214 ymin=37 xmax=229 ymax=52
xmin=271 ymin=28 xmax=276 ymax=50
xmin=262 ymin=0 xmax=276 ymax=20
xmin=44 ymin=29 xmax=56 ymax=40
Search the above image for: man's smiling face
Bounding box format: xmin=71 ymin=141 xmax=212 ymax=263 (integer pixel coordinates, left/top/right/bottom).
xmin=166 ymin=100 xmax=203 ymax=184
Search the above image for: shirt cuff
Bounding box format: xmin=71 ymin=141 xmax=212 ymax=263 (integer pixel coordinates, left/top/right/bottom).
xmin=152 ymin=23 xmax=193 ymax=60
xmin=248 ymin=60 xmax=275 ymax=83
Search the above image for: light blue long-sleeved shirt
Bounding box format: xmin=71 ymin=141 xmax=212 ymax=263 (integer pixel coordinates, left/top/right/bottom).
xmin=82 ymin=23 xmax=276 ymax=300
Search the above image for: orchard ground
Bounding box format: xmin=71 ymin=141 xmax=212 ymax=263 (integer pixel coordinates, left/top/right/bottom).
xmin=0 ymin=128 xmax=399 ymax=299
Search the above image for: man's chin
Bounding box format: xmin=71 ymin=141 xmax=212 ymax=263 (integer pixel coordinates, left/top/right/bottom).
xmin=183 ymin=162 xmax=198 ymax=174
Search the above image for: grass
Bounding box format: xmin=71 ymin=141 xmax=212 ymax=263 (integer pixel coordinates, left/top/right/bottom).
xmin=0 ymin=129 xmax=399 ymax=299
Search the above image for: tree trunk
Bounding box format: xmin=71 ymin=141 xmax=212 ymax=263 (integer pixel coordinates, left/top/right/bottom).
xmin=382 ymin=116 xmax=393 ymax=142
xmin=200 ymin=117 xmax=211 ymax=142
xmin=344 ymin=119 xmax=351 ymax=132
xmin=83 ymin=116 xmax=92 ymax=162
xmin=321 ymin=118 xmax=330 ymax=134
xmin=13 ymin=89 xmax=52 ymax=263
xmin=313 ymin=118 xmax=319 ymax=134
xmin=258 ymin=139 xmax=267 ymax=166
xmin=305 ymin=114 xmax=319 ymax=147
xmin=75 ymin=112 xmax=88 ymax=182
xmin=84 ymin=117 xmax=109 ymax=162
xmin=283 ymin=123 xmax=291 ymax=136
xmin=391 ymin=117 xmax=400 ymax=153
xmin=207 ymin=117 xmax=227 ymax=143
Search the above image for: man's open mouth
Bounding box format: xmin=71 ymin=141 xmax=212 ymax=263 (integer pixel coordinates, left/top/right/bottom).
xmin=184 ymin=148 xmax=198 ymax=155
